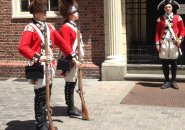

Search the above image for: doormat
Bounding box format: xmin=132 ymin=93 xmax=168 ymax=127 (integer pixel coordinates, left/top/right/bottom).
xmin=121 ymin=82 xmax=185 ymax=108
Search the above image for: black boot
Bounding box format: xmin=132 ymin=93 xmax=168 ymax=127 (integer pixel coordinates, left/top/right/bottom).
xmin=171 ymin=61 xmax=179 ymax=89
xmin=161 ymin=60 xmax=170 ymax=89
xmin=171 ymin=81 xmax=179 ymax=89
xmin=34 ymin=87 xmax=48 ymax=130
xmin=65 ymin=82 xmax=82 ymax=117
xmin=34 ymin=85 xmax=57 ymax=130
xmin=161 ymin=81 xmax=171 ymax=89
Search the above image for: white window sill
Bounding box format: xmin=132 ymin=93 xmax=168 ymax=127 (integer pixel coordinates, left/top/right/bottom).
xmin=12 ymin=12 xmax=62 ymax=19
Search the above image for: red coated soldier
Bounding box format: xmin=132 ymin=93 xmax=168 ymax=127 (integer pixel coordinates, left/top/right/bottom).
xmin=18 ymin=0 xmax=80 ymax=129
xmin=59 ymin=0 xmax=84 ymax=117
xmin=155 ymin=0 xmax=184 ymax=89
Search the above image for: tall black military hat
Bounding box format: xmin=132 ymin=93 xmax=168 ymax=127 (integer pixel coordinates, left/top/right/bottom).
xmin=60 ymin=0 xmax=78 ymax=18
xmin=28 ymin=0 xmax=48 ymax=14
xmin=157 ymin=0 xmax=180 ymax=10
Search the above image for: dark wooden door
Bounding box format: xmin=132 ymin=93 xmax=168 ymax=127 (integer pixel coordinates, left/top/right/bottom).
xmin=146 ymin=0 xmax=162 ymax=44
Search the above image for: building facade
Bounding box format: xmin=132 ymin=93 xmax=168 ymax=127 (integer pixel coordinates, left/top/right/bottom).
xmin=0 ymin=0 xmax=184 ymax=80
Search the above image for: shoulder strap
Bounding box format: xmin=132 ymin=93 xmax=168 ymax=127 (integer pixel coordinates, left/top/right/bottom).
xmin=29 ymin=23 xmax=51 ymax=46
xmin=65 ymin=22 xmax=77 ymax=33
xmin=29 ymin=23 xmax=44 ymax=43
xmin=29 ymin=23 xmax=52 ymax=57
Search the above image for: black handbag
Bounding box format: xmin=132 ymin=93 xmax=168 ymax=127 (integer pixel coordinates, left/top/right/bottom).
xmin=57 ymin=56 xmax=71 ymax=72
xmin=25 ymin=62 xmax=44 ymax=80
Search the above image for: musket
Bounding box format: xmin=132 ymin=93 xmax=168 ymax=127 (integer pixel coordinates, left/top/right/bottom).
xmin=166 ymin=21 xmax=183 ymax=70
xmin=176 ymin=39 xmax=183 ymax=70
xmin=44 ymin=23 xmax=56 ymax=130
xmin=77 ymin=26 xmax=90 ymax=120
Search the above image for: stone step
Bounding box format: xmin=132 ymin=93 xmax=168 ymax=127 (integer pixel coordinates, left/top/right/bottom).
xmin=127 ymin=64 xmax=185 ymax=75
xmin=124 ymin=73 xmax=185 ymax=82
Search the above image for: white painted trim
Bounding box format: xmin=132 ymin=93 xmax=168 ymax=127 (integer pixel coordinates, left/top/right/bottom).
xmin=12 ymin=0 xmax=62 ymax=19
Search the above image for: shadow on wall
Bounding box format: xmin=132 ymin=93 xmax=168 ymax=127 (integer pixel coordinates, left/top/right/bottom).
xmin=78 ymin=0 xmax=105 ymax=66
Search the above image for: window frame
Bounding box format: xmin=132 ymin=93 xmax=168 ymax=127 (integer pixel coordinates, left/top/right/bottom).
xmin=12 ymin=0 xmax=61 ymax=19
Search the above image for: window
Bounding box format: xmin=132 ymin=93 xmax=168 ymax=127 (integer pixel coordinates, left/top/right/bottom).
xmin=12 ymin=0 xmax=61 ymax=18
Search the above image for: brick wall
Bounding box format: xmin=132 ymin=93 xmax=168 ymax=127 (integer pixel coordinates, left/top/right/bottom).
xmin=0 ymin=0 xmax=105 ymax=79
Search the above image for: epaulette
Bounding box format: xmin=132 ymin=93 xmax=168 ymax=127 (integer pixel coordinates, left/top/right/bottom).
xmin=157 ymin=17 xmax=161 ymax=22
xmin=24 ymin=24 xmax=34 ymax=32
xmin=178 ymin=15 xmax=182 ymax=21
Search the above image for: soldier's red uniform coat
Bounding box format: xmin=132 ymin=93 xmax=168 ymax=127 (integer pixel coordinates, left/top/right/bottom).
xmin=59 ymin=22 xmax=77 ymax=51
xmin=19 ymin=23 xmax=73 ymax=60
xmin=155 ymin=15 xmax=184 ymax=44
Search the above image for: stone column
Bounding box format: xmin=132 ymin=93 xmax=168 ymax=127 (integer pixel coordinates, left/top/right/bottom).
xmin=101 ymin=0 xmax=127 ymax=81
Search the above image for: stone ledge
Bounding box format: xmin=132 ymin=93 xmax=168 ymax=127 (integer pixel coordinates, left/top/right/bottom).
xmin=0 ymin=60 xmax=27 ymax=67
xmin=0 ymin=60 xmax=100 ymax=78
xmin=0 ymin=60 xmax=100 ymax=68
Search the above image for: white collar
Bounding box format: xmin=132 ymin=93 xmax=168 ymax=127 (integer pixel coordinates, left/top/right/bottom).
xmin=165 ymin=12 xmax=173 ymax=17
xmin=69 ymin=20 xmax=77 ymax=27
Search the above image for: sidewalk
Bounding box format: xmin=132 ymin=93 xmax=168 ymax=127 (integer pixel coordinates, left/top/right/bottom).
xmin=0 ymin=78 xmax=185 ymax=130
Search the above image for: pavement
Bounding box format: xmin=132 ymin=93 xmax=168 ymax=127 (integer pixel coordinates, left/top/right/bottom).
xmin=0 ymin=78 xmax=185 ymax=130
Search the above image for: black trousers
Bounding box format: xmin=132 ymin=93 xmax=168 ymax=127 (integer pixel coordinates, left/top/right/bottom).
xmin=34 ymin=84 xmax=52 ymax=128
xmin=161 ymin=59 xmax=177 ymax=82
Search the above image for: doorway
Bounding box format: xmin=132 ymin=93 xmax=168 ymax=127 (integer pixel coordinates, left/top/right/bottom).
xmin=126 ymin=0 xmax=185 ymax=64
